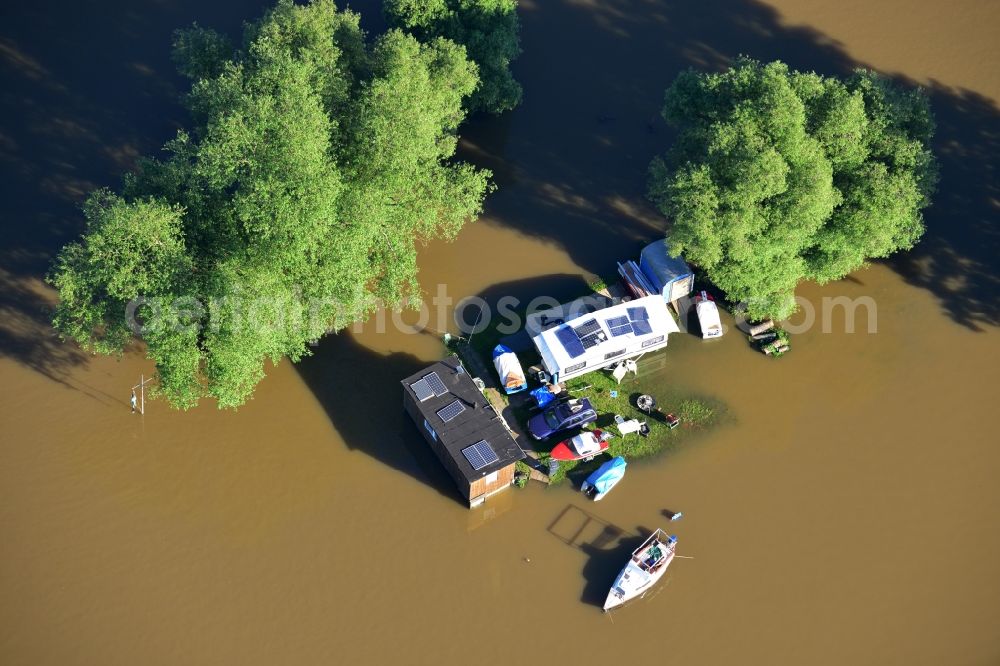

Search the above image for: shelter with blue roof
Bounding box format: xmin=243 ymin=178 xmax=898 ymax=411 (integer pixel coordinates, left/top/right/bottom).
xmin=633 ymin=239 xmax=695 ymax=304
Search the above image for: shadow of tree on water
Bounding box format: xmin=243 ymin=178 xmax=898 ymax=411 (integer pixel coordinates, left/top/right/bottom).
xmin=294 ymin=331 xmax=464 ymax=505
xmin=885 ymin=84 xmax=999 ymax=330
xmin=450 ymin=0 xmax=1000 ymax=331
xmin=460 ymin=273 xmax=594 ymax=333
xmin=0 ymin=269 xmax=86 ymax=384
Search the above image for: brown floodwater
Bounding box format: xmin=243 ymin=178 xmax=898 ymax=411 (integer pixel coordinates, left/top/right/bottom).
xmin=1 ymin=0 xmax=998 ymax=664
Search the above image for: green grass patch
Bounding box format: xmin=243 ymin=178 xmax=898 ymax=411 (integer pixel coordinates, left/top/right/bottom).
xmin=586 ymin=272 xmax=618 ymax=295
xmin=513 ymin=460 xmax=533 ymax=488
xmin=535 ymin=367 xmax=721 ymax=486
xmin=588 ymin=277 xmax=608 ymax=293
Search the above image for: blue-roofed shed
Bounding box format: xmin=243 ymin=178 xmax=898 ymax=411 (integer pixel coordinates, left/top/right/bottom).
xmin=640 ymin=239 xmax=695 ymax=303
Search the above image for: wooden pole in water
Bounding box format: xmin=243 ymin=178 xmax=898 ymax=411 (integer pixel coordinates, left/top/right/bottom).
xmin=132 ymin=375 xmax=153 ymax=415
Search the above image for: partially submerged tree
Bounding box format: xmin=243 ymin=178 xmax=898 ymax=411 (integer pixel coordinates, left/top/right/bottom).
xmin=49 ymin=0 xmax=491 ymax=409
xmin=648 ymin=59 xmax=937 ymax=319
xmin=385 ymin=0 xmax=522 ymax=114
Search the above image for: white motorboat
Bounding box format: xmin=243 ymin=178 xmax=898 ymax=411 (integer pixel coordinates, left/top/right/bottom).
xmin=580 ymin=456 xmax=627 ymax=501
xmin=695 ymin=290 xmax=723 ymax=339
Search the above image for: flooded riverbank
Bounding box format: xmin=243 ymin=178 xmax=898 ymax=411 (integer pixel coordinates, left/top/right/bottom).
xmin=1 ymin=0 xmax=998 ymax=664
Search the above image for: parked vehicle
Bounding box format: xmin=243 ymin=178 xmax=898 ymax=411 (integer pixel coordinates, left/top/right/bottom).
xmin=527 ymin=397 xmax=597 ymax=440
xmin=550 ymin=429 xmax=609 ymax=462
xmin=603 ymin=529 xmax=677 ymax=611
xmin=492 ymin=344 xmax=527 ymax=394
xmin=695 ymin=290 xmax=723 ymax=339
xmin=580 ymin=456 xmax=627 ymax=500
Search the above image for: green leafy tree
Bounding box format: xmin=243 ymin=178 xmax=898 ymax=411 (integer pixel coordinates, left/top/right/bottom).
xmin=49 ymin=0 xmax=491 ymax=409
xmin=648 ymin=59 xmax=937 ymax=319
xmin=385 ymin=0 xmax=522 ymax=114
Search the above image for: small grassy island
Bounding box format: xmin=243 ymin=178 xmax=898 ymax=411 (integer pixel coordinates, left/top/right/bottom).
xmin=453 ymin=286 xmax=722 ymax=488
xmin=541 ymin=371 xmax=719 ymax=485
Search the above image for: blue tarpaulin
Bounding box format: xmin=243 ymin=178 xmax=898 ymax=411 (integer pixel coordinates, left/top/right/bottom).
xmin=530 ymin=386 xmax=556 ymax=408
xmin=584 ymin=456 xmax=627 ymax=495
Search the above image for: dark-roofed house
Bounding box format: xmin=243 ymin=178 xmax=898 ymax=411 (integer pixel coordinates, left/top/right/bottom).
xmin=402 ymin=356 xmax=525 ymax=507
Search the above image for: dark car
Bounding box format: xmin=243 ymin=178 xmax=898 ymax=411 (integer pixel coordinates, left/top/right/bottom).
xmin=528 ymin=397 xmax=597 ymax=440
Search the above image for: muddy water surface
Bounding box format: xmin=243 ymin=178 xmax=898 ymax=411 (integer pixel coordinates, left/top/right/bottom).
xmin=1 ymin=0 xmax=998 ymax=664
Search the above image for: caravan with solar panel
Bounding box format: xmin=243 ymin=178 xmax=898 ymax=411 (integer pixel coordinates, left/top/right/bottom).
xmin=529 ymin=295 xmax=681 ymax=384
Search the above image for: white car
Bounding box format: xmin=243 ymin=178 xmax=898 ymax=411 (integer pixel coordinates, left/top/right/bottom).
xmin=695 ymin=290 xmax=723 ymax=339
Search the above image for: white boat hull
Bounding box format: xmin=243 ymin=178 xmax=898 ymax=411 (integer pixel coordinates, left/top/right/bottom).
xmin=696 ymin=292 xmax=723 ymax=339
xmin=603 ymin=532 xmax=676 ymax=611
xmin=580 ymin=479 xmax=620 ymax=501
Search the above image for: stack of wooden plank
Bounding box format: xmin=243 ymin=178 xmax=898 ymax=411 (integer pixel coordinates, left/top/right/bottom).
xmin=746 ymin=320 xmax=791 ymax=356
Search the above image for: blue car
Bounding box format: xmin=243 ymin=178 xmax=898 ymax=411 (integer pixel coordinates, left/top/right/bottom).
xmin=528 ymin=397 xmax=597 ymax=440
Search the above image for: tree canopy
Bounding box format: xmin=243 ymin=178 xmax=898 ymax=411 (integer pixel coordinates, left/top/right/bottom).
xmin=385 ymin=0 xmax=522 ymax=114
xmin=48 ymin=0 xmax=491 ymax=409
xmin=648 ymin=59 xmax=937 ymax=319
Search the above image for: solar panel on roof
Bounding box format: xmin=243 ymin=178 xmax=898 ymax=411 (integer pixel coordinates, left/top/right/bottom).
xmin=605 ymin=315 xmax=633 ymax=337
xmin=423 ymin=371 xmax=448 ymax=396
xmin=555 ymin=326 xmax=586 ymax=359
xmin=573 ymin=318 xmax=601 ymax=337
xmin=627 ymin=306 xmax=649 ymax=321
xmin=410 ymin=378 xmax=434 ymax=401
xmin=631 ymin=319 xmax=653 ymax=336
xmin=462 ymin=440 xmax=500 ymax=471
xmin=609 ymin=323 xmax=633 ymax=337
xmin=580 ymin=332 xmax=603 ymax=349
xmin=436 ymin=400 xmax=466 ymax=423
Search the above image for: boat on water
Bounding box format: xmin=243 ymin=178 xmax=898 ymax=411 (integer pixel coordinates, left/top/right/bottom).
xmin=549 ymin=429 xmax=608 ymax=461
xmin=580 ymin=456 xmax=627 ymax=501
xmin=603 ymin=529 xmax=677 ymax=611
xmin=695 ymin=290 xmax=723 ymax=339
xmin=492 ymin=344 xmax=527 ymax=394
